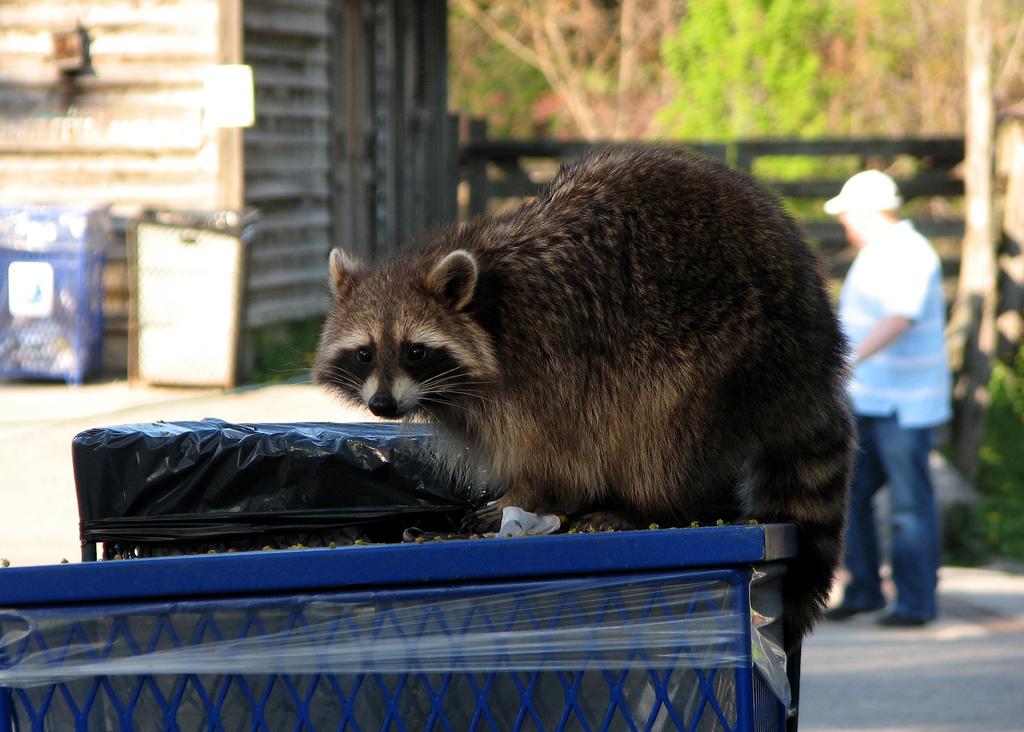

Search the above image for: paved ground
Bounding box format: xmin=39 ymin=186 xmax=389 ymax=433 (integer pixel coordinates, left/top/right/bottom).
xmin=800 ymin=567 xmax=1024 ymax=731
xmin=1 ymin=378 xmax=1022 ymax=730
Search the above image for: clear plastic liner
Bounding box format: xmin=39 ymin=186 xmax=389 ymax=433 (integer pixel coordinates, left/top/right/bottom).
xmin=0 ymin=571 xmax=787 ymax=707
xmin=748 ymin=564 xmax=791 ymax=709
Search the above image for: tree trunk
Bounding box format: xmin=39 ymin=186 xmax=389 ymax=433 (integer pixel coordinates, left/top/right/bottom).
xmin=996 ymin=119 xmax=1024 ymax=362
xmin=948 ymin=0 xmax=997 ymax=482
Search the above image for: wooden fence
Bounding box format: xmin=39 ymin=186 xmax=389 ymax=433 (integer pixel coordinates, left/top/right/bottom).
xmin=459 ymin=121 xmax=966 ymax=292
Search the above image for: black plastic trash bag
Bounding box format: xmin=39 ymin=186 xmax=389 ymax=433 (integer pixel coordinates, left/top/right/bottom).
xmin=72 ymin=420 xmax=474 ymax=559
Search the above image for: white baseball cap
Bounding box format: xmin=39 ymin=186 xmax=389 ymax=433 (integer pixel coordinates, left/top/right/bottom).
xmin=824 ymin=170 xmax=902 ymax=215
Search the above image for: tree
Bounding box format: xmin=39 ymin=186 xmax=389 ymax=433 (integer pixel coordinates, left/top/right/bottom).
xmin=453 ymin=0 xmax=684 ymax=140
xmin=449 ymin=5 xmax=552 ymax=138
xmin=450 ymin=1 xmax=1024 ymax=142
xmin=657 ymin=0 xmax=840 ymax=139
xmin=824 ymin=0 xmax=967 ymax=136
xmin=949 ymin=0 xmax=998 ymax=482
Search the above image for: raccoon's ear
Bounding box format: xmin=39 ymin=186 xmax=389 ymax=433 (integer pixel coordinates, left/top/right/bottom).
xmin=425 ymin=249 xmax=478 ymax=311
xmin=328 ymin=248 xmax=362 ymax=298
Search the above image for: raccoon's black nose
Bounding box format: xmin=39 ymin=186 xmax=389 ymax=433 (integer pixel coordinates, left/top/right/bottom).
xmin=368 ymin=393 xmax=399 ymax=418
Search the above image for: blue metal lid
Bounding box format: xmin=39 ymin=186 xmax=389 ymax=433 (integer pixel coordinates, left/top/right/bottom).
xmin=0 ymin=524 xmax=795 ymax=607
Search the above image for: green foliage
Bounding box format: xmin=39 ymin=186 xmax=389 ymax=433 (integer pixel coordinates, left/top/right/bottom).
xmin=974 ymin=349 xmax=1024 ymax=560
xmin=948 ymin=347 xmax=1024 ymax=563
xmin=449 ymin=1 xmax=1023 ymax=141
xmin=657 ymin=0 xmax=841 ymax=140
xmin=245 ymin=318 xmax=323 ymax=385
xmin=942 ymin=500 xmax=994 ymax=566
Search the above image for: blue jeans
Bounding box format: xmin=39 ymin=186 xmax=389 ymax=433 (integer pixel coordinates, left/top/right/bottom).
xmin=841 ymin=414 xmax=940 ymax=620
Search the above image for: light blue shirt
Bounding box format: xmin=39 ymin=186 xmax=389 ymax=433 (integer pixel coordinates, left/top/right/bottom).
xmin=839 ymin=220 xmax=952 ymax=428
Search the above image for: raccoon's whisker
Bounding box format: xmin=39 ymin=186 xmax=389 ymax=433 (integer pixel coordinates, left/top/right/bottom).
xmin=416 ymin=364 xmax=492 ymax=386
xmin=423 ymin=376 xmax=489 ymax=389
xmin=265 ymin=365 xmax=312 ymax=376
xmin=419 ymin=382 xmax=472 ymax=395
xmin=418 ymin=377 xmax=491 ymax=395
xmin=418 ymin=401 xmax=440 ymax=415
xmin=421 ymin=370 xmax=491 ymax=390
xmin=419 ymin=384 xmax=480 ymax=397
xmin=322 ymin=371 xmax=361 ymax=389
xmin=318 ymin=365 xmax=360 ymax=383
xmin=419 ymin=392 xmax=458 ymax=403
xmin=450 ymin=395 xmax=495 ymax=407
xmin=321 ymin=370 xmax=364 ymax=392
xmin=419 ymin=396 xmax=464 ymax=411
xmin=429 ymin=388 xmax=492 ymax=402
xmin=417 ymin=403 xmax=448 ymax=425
xmin=447 ymin=382 xmax=492 ymax=392
xmin=419 ymin=365 xmax=461 ymax=380
xmin=419 ymin=380 xmax=488 ymax=395
xmin=316 ymin=364 xmax=347 ymax=377
xmin=421 ymin=391 xmax=493 ymax=410
xmin=417 ymin=368 xmax=467 ymax=390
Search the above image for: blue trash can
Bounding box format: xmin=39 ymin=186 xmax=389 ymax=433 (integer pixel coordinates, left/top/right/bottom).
xmin=0 ymin=525 xmax=795 ymax=731
xmin=0 ymin=204 xmax=109 ymax=385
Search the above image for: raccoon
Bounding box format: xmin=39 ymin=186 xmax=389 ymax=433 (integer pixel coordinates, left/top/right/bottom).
xmin=314 ymin=146 xmax=853 ymax=646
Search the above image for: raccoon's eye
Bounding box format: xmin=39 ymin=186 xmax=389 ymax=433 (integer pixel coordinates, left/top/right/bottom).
xmin=407 ymin=344 xmax=426 ymax=362
xmin=356 ymin=347 xmax=373 ymax=364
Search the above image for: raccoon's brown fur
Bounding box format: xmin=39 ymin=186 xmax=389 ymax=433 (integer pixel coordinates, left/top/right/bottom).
xmin=314 ymin=147 xmax=853 ymax=646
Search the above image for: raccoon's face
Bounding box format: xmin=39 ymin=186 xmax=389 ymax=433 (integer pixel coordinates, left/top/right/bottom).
xmin=313 ymin=248 xmax=499 ymax=420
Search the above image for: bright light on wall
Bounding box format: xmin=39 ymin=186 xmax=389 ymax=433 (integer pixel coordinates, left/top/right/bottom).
xmin=202 ymin=65 xmax=255 ymax=129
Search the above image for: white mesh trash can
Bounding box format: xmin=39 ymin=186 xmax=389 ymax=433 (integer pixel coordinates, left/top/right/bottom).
xmin=129 ymin=209 xmax=258 ymax=388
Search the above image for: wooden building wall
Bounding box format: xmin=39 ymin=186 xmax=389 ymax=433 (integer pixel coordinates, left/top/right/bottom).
xmin=239 ymin=0 xmax=456 ymax=364
xmin=327 ymin=0 xmax=456 ymax=266
xmin=0 ymin=0 xmax=457 ymax=380
xmin=0 ymin=0 xmax=223 ymax=371
xmin=242 ymin=0 xmax=333 ymax=329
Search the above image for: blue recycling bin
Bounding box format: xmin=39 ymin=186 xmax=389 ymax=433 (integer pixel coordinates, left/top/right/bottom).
xmin=0 ymin=526 xmax=795 ymax=731
xmin=0 ymin=204 xmax=109 ymax=384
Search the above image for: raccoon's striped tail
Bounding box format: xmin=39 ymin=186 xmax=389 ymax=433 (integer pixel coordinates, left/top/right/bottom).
xmin=744 ymin=408 xmax=855 ymax=648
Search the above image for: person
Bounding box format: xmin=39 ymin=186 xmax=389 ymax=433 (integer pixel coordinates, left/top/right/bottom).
xmin=823 ymin=170 xmax=952 ymax=627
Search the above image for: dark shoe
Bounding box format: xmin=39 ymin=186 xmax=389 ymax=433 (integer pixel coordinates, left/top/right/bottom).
xmin=823 ymin=603 xmax=885 ymax=621
xmin=876 ymin=612 xmax=930 ymax=628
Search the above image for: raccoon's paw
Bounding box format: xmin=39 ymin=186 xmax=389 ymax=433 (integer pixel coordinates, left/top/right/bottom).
xmin=460 ymin=501 xmax=503 ymax=534
xmin=570 ymin=511 xmax=638 ymax=533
